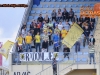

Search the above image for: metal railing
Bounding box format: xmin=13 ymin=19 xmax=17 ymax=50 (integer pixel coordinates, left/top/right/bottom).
xmin=0 ymin=69 xmax=9 ymax=75
xmin=10 ymin=52 xmax=99 ymax=75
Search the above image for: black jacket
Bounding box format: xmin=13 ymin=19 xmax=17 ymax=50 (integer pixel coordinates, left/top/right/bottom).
xmin=42 ymin=41 xmax=48 ymax=49
xmin=62 ymin=11 xmax=69 ymax=18
xmin=83 ymin=28 xmax=91 ymax=37
xmin=91 ymin=18 xmax=95 ymax=23
xmin=89 ymin=38 xmax=95 ymax=45
xmin=63 ymin=47 xmax=70 ymax=52
xmin=37 ymin=17 xmax=43 ymax=22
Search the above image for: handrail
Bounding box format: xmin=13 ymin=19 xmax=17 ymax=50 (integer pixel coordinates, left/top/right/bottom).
xmin=35 ymin=65 xmax=52 ymax=75
xmin=56 ymin=63 xmax=74 ymax=75
xmin=35 ymin=59 xmax=64 ymax=75
xmin=35 ymin=59 xmax=74 ymax=75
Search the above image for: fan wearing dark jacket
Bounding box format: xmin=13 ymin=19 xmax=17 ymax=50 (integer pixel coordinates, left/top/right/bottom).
xmin=42 ymin=39 xmax=48 ymax=52
xmin=89 ymin=35 xmax=95 ymax=45
xmin=63 ymin=46 xmax=70 ymax=59
xmin=62 ymin=8 xmax=69 ymax=21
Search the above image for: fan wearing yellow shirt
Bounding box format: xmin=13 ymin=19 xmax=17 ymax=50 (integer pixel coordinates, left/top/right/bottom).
xmin=47 ymin=26 xmax=53 ymax=45
xmin=25 ymin=33 xmax=32 ymax=52
xmin=35 ymin=32 xmax=41 ymax=52
xmin=17 ymin=34 xmax=23 ymax=52
xmin=61 ymin=27 xmax=68 ymax=39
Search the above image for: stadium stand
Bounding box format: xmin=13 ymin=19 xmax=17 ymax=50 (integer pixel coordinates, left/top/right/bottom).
xmin=9 ymin=0 xmax=100 ymax=75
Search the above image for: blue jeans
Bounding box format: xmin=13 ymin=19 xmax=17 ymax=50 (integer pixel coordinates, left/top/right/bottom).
xmin=26 ymin=44 xmax=32 ymax=52
xmin=35 ymin=43 xmax=41 ymax=52
xmin=89 ymin=53 xmax=95 ymax=64
xmin=75 ymin=41 xmax=80 ymax=53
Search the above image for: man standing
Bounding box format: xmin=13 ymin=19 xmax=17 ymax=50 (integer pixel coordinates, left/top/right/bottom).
xmin=25 ymin=32 xmax=32 ymax=52
xmin=52 ymin=58 xmax=57 ymax=75
xmin=17 ymin=34 xmax=24 ymax=52
xmin=63 ymin=46 xmax=70 ymax=59
xmin=88 ymin=43 xmax=95 ymax=64
xmin=35 ymin=32 xmax=41 ymax=52
xmin=89 ymin=35 xmax=95 ymax=45
xmin=37 ymin=14 xmax=44 ymax=23
xmin=75 ymin=38 xmax=81 ymax=53
xmin=53 ymin=32 xmax=60 ymax=52
xmin=83 ymin=25 xmax=90 ymax=47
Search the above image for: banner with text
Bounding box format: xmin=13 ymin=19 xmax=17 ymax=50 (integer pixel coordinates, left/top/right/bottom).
xmin=19 ymin=52 xmax=57 ymax=61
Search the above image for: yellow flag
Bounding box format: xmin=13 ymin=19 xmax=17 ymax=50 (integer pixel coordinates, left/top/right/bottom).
xmin=62 ymin=23 xmax=84 ymax=48
xmin=0 ymin=40 xmax=14 ymax=59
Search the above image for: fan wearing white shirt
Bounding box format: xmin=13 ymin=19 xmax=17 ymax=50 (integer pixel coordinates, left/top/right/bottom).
xmin=58 ymin=22 xmax=63 ymax=31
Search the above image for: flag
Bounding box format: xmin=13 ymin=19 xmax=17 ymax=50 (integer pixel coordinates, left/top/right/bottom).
xmin=0 ymin=40 xmax=14 ymax=59
xmin=62 ymin=23 xmax=84 ymax=48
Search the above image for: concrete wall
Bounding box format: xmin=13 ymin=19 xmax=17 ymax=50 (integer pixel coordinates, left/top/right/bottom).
xmin=9 ymin=64 xmax=53 ymax=75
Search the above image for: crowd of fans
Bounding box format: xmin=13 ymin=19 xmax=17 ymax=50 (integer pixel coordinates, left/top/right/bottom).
xmin=16 ymin=7 xmax=96 ymax=56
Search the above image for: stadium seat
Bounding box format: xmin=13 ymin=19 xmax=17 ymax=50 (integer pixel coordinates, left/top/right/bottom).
xmin=67 ymin=0 xmax=73 ymax=2
xmin=81 ymin=58 xmax=87 ymax=62
xmin=73 ymin=0 xmax=78 ymax=1
xmin=43 ymin=4 xmax=49 ymax=8
xmin=38 ymin=5 xmax=43 ymax=8
xmin=42 ymin=10 xmax=47 ymax=14
xmin=84 ymin=4 xmax=89 ymax=6
xmin=63 ymin=58 xmax=68 ymax=61
xmin=79 ymin=0 xmax=84 ymax=2
xmin=74 ymin=10 xmax=76 ymax=13
xmin=33 ymin=5 xmax=37 ymax=8
xmin=36 ymin=10 xmax=41 ymax=14
xmin=76 ymin=10 xmax=80 ymax=13
xmin=62 ymin=0 xmax=67 ymax=1
xmin=83 ymin=52 xmax=88 ymax=55
xmin=72 ymin=4 xmax=77 ymax=7
xmin=76 ymin=58 xmax=81 ymax=62
xmin=50 ymin=4 xmax=54 ymax=8
xmin=48 ymin=10 xmax=52 ymax=14
xmin=51 ymin=0 xmax=56 ymax=2
xmin=66 ymin=4 xmax=71 ymax=8
xmin=57 ymin=0 xmax=61 ymax=2
xmin=69 ymin=58 xmax=74 ymax=61
xmin=41 ymin=0 xmax=45 ymax=2
xmin=77 ymin=52 xmax=82 ymax=55
xmin=61 ymin=5 xmax=66 ymax=8
xmin=34 ymin=16 xmax=38 ymax=20
xmin=45 ymin=0 xmax=50 ymax=2
xmin=27 ymin=22 xmax=31 ymax=25
xmin=31 ymin=10 xmax=35 ymax=14
xmin=90 ymin=4 xmax=94 ymax=7
xmin=55 ymin=5 xmax=60 ymax=8
xmin=85 ymin=0 xmax=89 ymax=1
xmin=78 ymin=4 xmax=82 ymax=7
xmin=28 ymin=16 xmax=33 ymax=20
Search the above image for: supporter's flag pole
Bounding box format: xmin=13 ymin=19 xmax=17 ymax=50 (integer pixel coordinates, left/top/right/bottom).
xmin=0 ymin=40 xmax=14 ymax=59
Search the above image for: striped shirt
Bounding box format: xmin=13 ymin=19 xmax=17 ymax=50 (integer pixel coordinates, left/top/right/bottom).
xmin=88 ymin=45 xmax=95 ymax=53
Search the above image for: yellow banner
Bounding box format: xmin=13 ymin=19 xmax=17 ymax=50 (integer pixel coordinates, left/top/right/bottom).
xmin=62 ymin=23 xmax=84 ymax=48
xmin=0 ymin=40 xmax=14 ymax=59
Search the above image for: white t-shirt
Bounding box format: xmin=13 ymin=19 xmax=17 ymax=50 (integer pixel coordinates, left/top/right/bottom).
xmin=58 ymin=24 xmax=63 ymax=30
xmin=22 ymin=29 xmax=27 ymax=38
